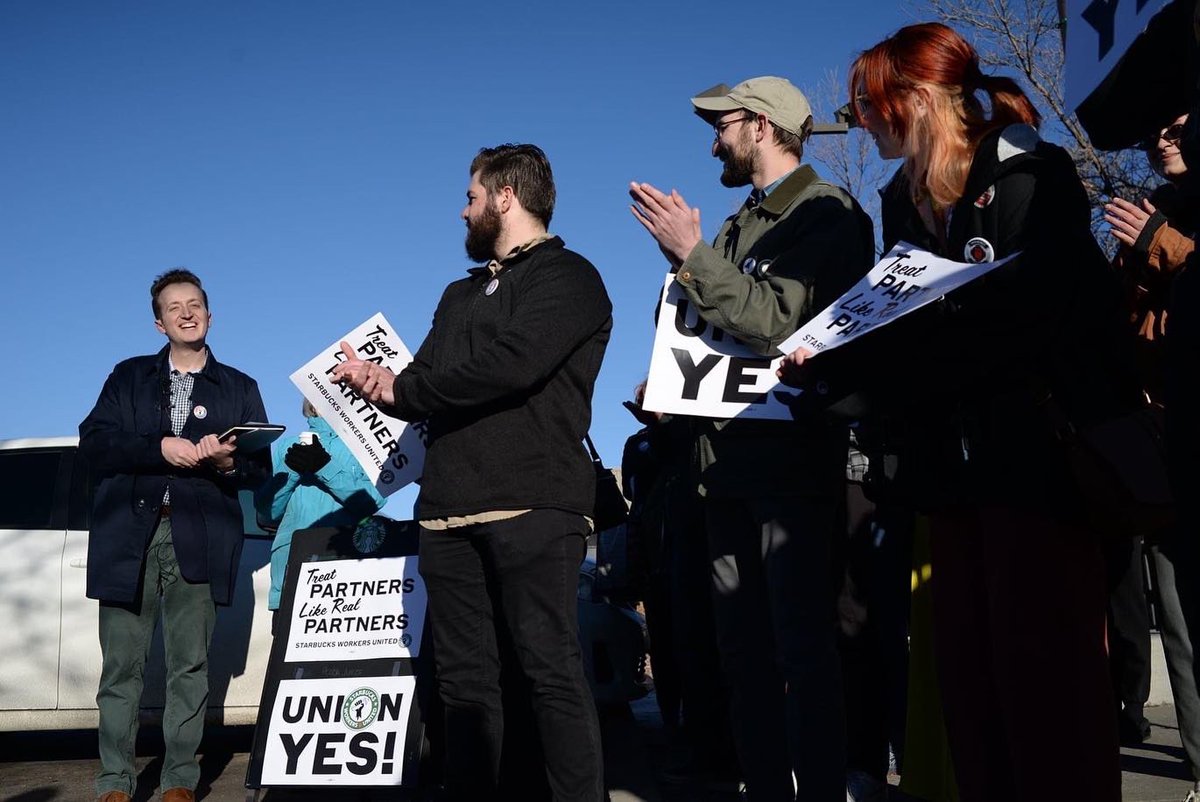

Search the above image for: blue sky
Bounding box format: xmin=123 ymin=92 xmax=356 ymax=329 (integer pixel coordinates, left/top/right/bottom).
xmin=1 ymin=1 xmax=914 ymax=516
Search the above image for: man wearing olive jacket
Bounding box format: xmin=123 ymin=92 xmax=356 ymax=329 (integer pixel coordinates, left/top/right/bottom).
xmin=335 ymin=144 xmax=611 ymax=802
xmin=81 ymin=269 xmax=270 ymax=802
xmin=630 ymin=77 xmax=875 ymax=801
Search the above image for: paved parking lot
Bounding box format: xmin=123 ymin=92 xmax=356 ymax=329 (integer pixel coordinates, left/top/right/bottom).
xmin=1 ymin=700 xmax=1195 ymax=801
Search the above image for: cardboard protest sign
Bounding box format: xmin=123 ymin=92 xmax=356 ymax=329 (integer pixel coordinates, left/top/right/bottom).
xmin=246 ymin=520 xmax=431 ymax=793
xmin=778 ymin=243 xmax=1018 ymax=357
xmin=290 ymin=313 xmax=426 ymax=496
xmin=285 ymin=555 xmax=427 ymax=664
xmin=1064 ymin=0 xmax=1170 ymax=111
xmin=641 ymin=276 xmax=799 ymax=421
xmin=260 ymin=674 xmax=417 ymax=785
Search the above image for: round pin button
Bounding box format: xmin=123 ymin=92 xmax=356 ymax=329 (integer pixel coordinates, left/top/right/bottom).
xmin=963 ymin=237 xmax=995 ymax=263
xmin=485 ymin=278 xmax=499 ymax=296
xmin=193 ymin=404 xmax=207 ymax=419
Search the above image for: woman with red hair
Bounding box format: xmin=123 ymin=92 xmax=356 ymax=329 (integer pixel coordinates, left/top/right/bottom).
xmin=840 ymin=23 xmax=1137 ymax=801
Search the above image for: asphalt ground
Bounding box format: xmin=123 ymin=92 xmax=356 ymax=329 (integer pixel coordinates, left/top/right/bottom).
xmin=0 ymin=699 xmax=1195 ymax=801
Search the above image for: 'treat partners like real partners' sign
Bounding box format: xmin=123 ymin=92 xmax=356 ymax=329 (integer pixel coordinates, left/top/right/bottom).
xmin=290 ymin=313 xmax=427 ymax=496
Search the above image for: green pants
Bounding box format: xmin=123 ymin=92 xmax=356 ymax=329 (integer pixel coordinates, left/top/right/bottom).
xmin=96 ymin=518 xmax=216 ymax=796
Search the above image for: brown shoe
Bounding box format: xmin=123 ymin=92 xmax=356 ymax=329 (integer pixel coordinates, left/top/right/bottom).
xmin=97 ymin=793 xmax=132 ymax=802
xmin=161 ymin=789 xmax=195 ymax=802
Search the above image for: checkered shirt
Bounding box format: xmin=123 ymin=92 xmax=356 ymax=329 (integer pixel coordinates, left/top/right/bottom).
xmin=846 ymin=428 xmax=870 ymax=484
xmin=163 ymin=365 xmax=197 ymax=503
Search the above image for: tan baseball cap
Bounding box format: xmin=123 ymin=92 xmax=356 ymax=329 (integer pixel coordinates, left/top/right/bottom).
xmin=691 ymin=76 xmax=813 ymax=137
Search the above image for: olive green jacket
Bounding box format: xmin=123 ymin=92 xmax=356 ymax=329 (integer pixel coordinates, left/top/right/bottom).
xmin=676 ymin=164 xmax=874 ymax=498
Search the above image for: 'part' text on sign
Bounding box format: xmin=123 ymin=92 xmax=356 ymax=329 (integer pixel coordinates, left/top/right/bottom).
xmin=289 ymin=313 xmax=427 ymax=496
xmin=778 ymin=243 xmax=1018 ymax=357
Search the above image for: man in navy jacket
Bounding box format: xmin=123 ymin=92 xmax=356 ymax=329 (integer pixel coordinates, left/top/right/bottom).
xmin=80 ymin=269 xmax=270 ymax=802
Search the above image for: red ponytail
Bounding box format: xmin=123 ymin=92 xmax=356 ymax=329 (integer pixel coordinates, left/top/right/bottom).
xmin=850 ymin=23 xmax=1042 ymax=207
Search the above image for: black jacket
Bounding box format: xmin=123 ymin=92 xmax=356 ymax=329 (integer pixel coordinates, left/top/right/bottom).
xmin=386 ymin=237 xmax=612 ymax=520
xmin=859 ymin=124 xmax=1140 ymax=510
xmin=79 ymin=346 xmax=271 ymax=605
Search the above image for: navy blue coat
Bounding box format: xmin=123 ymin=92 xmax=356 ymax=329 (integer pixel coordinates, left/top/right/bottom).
xmin=80 ymin=346 xmax=271 ymax=605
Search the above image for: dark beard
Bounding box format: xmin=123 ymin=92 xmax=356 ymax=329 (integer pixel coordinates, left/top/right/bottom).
xmin=464 ymin=202 xmax=502 ymax=262
xmin=719 ymin=145 xmax=755 ymax=187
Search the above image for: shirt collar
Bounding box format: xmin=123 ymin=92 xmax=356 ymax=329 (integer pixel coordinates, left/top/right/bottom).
xmin=168 ymin=348 xmax=209 ymax=376
xmin=486 ymin=232 xmax=554 ymax=276
xmin=749 ymin=168 xmax=798 ymax=207
xmin=758 ymin=165 xmax=819 ymax=216
xmin=153 ymin=344 xmax=218 ymax=382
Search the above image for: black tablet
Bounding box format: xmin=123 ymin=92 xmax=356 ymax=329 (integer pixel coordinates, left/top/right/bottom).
xmin=217 ymin=422 xmax=286 ymax=452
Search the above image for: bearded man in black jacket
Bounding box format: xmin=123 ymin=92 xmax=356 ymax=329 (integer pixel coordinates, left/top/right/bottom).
xmin=334 ymin=143 xmax=612 ymax=802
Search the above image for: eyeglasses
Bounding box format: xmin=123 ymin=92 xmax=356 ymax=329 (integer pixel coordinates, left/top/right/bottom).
xmin=1140 ymin=123 xmax=1186 ymax=151
xmin=713 ymin=114 xmax=755 ymax=139
xmin=854 ymin=93 xmax=873 ymax=114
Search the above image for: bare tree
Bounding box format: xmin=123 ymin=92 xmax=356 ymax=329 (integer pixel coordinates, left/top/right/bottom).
xmin=914 ymin=0 xmax=1157 ymax=240
xmin=806 ymin=68 xmax=891 ymax=254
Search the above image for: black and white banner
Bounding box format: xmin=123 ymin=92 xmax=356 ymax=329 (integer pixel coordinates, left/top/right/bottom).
xmin=290 ymin=313 xmax=426 ymax=496
xmin=641 ymin=276 xmax=795 ymax=421
xmin=285 ymin=555 xmax=427 ymax=664
xmin=1064 ymin=0 xmax=1171 ymax=110
xmin=778 ymin=243 xmax=1017 ymax=356
xmin=260 ymin=675 xmax=417 ymax=786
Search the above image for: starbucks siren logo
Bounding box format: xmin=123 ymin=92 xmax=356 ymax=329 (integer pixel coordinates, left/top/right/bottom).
xmin=353 ymin=518 xmax=386 ymax=554
xmin=342 ymin=687 xmax=380 ymax=730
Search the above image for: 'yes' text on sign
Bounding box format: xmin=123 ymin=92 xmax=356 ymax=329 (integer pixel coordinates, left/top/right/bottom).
xmin=260 ymin=675 xmax=416 ymax=786
xmin=641 ymin=276 xmax=800 ymax=421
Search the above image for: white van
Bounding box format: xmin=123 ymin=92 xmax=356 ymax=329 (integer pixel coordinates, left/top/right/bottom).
xmin=0 ymin=437 xmax=274 ymax=731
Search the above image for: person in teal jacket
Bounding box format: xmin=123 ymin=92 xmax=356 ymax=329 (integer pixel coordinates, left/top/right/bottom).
xmin=255 ymin=400 xmax=386 ymax=610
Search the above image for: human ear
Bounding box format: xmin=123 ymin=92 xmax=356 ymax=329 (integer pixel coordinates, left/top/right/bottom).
xmin=753 ymin=113 xmax=768 ymax=142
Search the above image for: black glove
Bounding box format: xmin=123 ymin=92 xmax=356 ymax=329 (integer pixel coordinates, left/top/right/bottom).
xmin=285 ymin=441 xmax=331 ymax=474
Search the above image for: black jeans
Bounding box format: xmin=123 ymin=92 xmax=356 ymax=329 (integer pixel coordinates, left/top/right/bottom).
xmin=1103 ymin=535 xmax=1151 ymax=729
xmin=418 ymin=509 xmax=603 ymax=802
xmin=841 ymin=484 xmax=912 ymax=781
xmin=706 ymin=494 xmax=845 ymax=802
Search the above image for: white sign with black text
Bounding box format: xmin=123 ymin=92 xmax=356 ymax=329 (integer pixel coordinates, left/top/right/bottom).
xmin=1064 ymin=0 xmax=1171 ymax=111
xmin=641 ymin=276 xmax=797 ymax=421
xmin=778 ymin=243 xmax=1018 ymax=357
xmin=285 ymin=556 xmax=427 ymax=664
xmin=260 ymin=674 xmax=416 ymax=785
xmin=289 ymin=313 xmax=426 ymax=496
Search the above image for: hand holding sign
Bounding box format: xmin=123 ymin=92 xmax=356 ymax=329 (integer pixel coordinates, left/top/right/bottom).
xmin=289 ymin=314 xmax=424 ymax=497
xmin=629 ymin=182 xmax=703 ymax=268
xmin=331 ymin=341 xmax=396 ymax=407
xmin=775 ymin=347 xmax=811 ymax=388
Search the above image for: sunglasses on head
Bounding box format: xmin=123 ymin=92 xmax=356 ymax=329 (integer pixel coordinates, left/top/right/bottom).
xmin=1140 ymin=123 xmax=1185 ymax=151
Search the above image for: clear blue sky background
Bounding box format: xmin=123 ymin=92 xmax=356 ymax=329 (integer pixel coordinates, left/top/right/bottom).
xmin=1 ymin=1 xmax=915 ymax=516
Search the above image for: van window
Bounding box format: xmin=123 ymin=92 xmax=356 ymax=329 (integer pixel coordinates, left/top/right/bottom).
xmin=0 ymin=450 xmax=64 ymax=530
xmin=68 ymin=449 xmax=92 ymax=531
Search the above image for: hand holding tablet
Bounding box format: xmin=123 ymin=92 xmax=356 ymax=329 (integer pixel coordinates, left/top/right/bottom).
xmin=217 ymin=422 xmax=286 ymax=452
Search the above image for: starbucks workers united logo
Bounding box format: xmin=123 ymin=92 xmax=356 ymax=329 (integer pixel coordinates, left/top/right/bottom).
xmin=342 ymin=687 xmax=380 ymax=730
